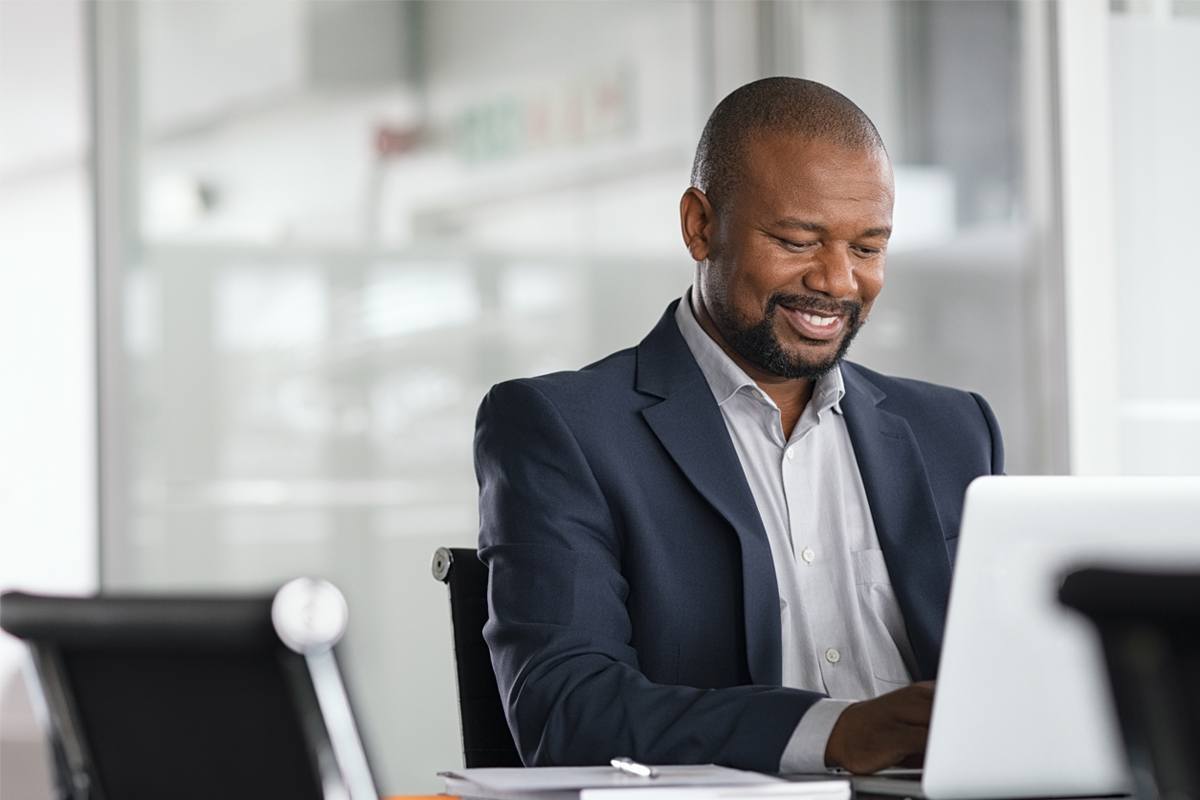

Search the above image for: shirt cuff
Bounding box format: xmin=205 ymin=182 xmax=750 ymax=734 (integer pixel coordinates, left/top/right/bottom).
xmin=777 ymin=698 xmax=855 ymax=773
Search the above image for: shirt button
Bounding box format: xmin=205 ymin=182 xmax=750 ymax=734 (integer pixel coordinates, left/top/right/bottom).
xmin=801 ymin=547 xmax=815 ymax=564
xmin=785 ymin=447 xmax=796 ymax=461
xmin=825 ymin=647 xmax=841 ymax=664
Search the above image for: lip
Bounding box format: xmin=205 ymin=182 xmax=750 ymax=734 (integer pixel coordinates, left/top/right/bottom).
xmin=779 ymin=306 xmax=845 ymax=342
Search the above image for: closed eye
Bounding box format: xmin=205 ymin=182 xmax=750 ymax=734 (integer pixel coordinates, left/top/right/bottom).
xmin=774 ymin=235 xmax=818 ymax=252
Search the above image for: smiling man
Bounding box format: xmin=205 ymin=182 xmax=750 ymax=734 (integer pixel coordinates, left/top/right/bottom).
xmin=475 ymin=78 xmax=1004 ymax=774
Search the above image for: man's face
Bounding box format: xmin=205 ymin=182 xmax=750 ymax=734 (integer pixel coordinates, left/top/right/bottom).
xmin=694 ymin=134 xmax=894 ymax=381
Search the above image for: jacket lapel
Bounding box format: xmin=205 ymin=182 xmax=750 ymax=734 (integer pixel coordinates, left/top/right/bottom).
xmin=840 ymin=364 xmax=951 ymax=679
xmin=636 ymin=302 xmax=782 ymax=685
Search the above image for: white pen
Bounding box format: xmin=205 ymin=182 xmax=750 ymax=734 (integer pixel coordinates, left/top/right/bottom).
xmin=611 ymin=757 xmax=659 ymax=779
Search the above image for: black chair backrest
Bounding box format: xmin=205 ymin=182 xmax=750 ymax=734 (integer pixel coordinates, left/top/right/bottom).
xmin=432 ymin=547 xmax=523 ymax=767
xmin=0 ymin=580 xmax=378 ymax=800
xmin=1060 ymin=568 xmax=1200 ymax=800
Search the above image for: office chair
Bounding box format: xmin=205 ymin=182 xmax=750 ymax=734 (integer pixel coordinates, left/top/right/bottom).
xmin=431 ymin=547 xmax=523 ymax=767
xmin=0 ymin=578 xmax=379 ymax=800
xmin=1060 ymin=568 xmax=1200 ymax=800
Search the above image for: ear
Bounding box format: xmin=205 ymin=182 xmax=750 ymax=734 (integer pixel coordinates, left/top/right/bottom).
xmin=679 ymin=187 xmax=714 ymax=262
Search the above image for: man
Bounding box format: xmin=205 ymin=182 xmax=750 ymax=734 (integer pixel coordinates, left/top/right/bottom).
xmin=474 ymin=78 xmax=1003 ymax=774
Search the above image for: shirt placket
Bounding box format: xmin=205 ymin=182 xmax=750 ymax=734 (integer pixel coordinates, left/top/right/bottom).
xmin=782 ymin=414 xmax=855 ymax=698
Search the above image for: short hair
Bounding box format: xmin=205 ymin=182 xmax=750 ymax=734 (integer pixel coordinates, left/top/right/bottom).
xmin=690 ymin=77 xmax=886 ymax=209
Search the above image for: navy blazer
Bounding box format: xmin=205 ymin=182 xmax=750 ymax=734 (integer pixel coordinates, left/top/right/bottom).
xmin=475 ymin=300 xmax=1004 ymax=771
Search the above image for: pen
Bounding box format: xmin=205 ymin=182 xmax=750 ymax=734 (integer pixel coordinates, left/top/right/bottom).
xmin=611 ymin=757 xmax=658 ymax=779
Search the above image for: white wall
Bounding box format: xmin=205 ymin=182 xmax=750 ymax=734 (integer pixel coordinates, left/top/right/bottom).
xmin=0 ymin=2 xmax=97 ymax=797
xmin=1056 ymin=0 xmax=1121 ymax=474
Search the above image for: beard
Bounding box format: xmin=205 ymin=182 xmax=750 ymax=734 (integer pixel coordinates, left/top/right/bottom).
xmin=709 ymin=290 xmax=864 ymax=380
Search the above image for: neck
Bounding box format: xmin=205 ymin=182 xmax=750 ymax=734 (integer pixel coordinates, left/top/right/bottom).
xmin=690 ymin=291 xmax=813 ymax=437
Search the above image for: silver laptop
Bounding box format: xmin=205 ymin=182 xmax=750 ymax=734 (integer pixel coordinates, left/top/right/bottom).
xmin=852 ymin=476 xmax=1200 ymax=799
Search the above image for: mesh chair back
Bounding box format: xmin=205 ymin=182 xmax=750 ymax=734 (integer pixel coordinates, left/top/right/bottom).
xmin=0 ymin=582 xmax=377 ymax=800
xmin=432 ymin=547 xmax=523 ymax=767
xmin=1061 ymin=568 xmax=1200 ymax=800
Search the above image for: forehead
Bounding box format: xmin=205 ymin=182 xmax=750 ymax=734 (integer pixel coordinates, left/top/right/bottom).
xmin=733 ymin=132 xmax=894 ymax=224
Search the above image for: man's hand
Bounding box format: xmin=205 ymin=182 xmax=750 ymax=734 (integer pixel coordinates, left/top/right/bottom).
xmin=824 ymin=681 xmax=935 ymax=774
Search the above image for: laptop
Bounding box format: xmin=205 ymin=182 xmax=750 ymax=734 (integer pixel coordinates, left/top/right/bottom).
xmin=849 ymin=476 xmax=1200 ymax=799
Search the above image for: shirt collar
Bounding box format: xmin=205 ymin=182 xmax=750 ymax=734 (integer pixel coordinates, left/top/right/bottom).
xmin=674 ymin=289 xmax=845 ymax=416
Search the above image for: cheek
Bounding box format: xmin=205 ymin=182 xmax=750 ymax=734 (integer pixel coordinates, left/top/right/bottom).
xmin=729 ymin=246 xmax=792 ymax=301
xmin=857 ymin=267 xmax=885 ymax=318
xmin=858 ymin=263 xmax=885 ymax=301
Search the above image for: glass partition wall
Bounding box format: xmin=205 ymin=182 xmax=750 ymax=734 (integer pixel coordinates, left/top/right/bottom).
xmin=1108 ymin=2 xmax=1200 ymax=473
xmin=93 ymin=1 xmax=1064 ymax=791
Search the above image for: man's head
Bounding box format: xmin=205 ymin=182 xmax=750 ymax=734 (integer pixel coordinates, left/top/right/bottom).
xmin=681 ymin=77 xmax=894 ymax=382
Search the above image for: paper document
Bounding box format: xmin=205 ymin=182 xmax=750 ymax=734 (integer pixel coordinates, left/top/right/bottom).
xmin=580 ymin=780 xmax=850 ymax=800
xmin=440 ymin=765 xmax=849 ymax=800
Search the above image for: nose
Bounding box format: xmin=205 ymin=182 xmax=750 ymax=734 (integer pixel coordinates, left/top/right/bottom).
xmin=803 ymin=244 xmax=857 ymax=300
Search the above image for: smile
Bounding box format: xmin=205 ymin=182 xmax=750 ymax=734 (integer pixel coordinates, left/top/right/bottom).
xmin=779 ymin=306 xmax=846 ymax=341
xmin=800 ymin=312 xmax=838 ymax=327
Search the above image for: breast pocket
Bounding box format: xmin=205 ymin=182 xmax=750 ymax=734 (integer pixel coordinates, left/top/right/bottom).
xmin=851 ymin=548 xmax=913 ymax=687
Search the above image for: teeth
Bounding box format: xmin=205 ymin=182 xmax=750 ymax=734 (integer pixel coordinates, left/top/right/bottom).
xmin=801 ymin=312 xmax=837 ymax=327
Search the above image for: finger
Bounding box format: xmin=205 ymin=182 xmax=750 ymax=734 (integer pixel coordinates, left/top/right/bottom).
xmin=849 ymin=727 xmax=926 ymax=775
xmin=896 ymin=704 xmax=932 ymax=726
xmin=892 ymin=693 xmax=934 ymax=726
xmin=896 ymin=721 xmax=931 ymax=756
xmin=880 ymin=682 xmax=931 ymax=700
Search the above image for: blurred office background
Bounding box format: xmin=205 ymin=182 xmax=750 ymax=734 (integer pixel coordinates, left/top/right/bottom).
xmin=2 ymin=0 xmax=1198 ymax=796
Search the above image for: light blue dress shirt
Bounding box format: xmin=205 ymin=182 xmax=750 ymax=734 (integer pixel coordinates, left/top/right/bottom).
xmin=674 ymin=291 xmax=917 ymax=771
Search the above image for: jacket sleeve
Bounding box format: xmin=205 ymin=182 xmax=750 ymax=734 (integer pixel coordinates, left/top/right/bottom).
xmin=474 ymin=379 xmax=822 ymax=770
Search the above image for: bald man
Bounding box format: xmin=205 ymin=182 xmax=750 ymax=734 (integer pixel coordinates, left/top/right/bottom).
xmin=474 ymin=78 xmax=1004 ymax=774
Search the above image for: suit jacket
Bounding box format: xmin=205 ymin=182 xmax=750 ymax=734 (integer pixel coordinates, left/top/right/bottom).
xmin=474 ymin=300 xmax=1004 ymax=770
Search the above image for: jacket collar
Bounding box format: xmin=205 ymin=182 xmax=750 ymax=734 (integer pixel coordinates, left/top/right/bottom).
xmin=840 ymin=364 xmax=951 ymax=678
xmin=636 ymin=301 xmax=783 ymax=684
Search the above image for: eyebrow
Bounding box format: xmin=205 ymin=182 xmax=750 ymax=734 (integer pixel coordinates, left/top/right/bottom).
xmin=771 ymin=217 xmax=892 ymax=239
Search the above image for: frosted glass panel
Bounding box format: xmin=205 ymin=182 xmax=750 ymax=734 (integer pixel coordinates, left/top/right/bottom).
xmin=1110 ymin=14 xmax=1200 ymax=473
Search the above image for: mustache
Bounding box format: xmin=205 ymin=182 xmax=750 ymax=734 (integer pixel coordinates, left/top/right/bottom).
xmin=766 ymin=292 xmax=862 ymax=319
